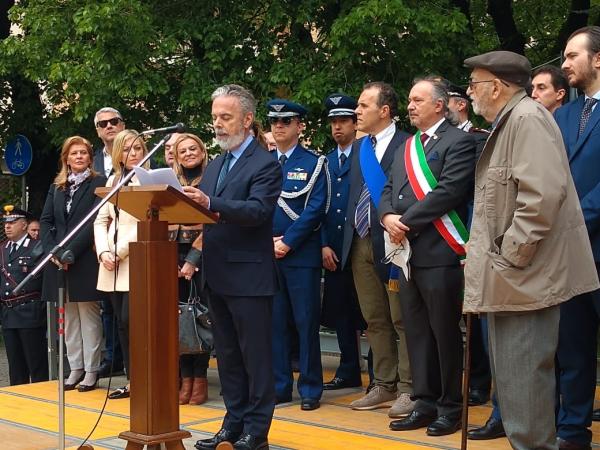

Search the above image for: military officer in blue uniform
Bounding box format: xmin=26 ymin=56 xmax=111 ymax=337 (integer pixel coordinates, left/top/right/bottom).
xmin=320 ymin=94 xmax=366 ymax=390
xmin=0 ymin=205 xmax=48 ymax=385
xmin=268 ymin=98 xmax=329 ymax=411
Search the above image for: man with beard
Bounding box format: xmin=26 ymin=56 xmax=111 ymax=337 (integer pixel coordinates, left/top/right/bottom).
xmin=380 ymin=77 xmax=476 ymax=436
xmin=464 ymin=50 xmax=599 ymax=450
xmin=554 ymin=26 xmax=600 ymax=450
xmin=187 ymin=84 xmax=282 ymax=450
xmin=268 ymin=99 xmax=328 ymax=411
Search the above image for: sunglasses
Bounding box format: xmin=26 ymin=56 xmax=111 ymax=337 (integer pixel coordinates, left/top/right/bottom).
xmin=96 ymin=117 xmax=123 ymax=128
xmin=268 ymin=116 xmax=295 ymax=125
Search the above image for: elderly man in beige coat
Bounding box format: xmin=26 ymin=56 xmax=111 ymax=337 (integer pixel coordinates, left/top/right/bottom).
xmin=463 ymin=51 xmax=600 ymax=450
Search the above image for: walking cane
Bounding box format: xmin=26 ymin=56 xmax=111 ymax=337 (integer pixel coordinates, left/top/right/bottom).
xmin=461 ymin=312 xmax=473 ymax=450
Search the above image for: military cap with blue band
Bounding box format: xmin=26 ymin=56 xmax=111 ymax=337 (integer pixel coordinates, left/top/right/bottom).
xmin=325 ymin=93 xmax=357 ymax=118
xmin=267 ymin=99 xmax=308 ymax=118
xmin=2 ymin=205 xmax=29 ymax=222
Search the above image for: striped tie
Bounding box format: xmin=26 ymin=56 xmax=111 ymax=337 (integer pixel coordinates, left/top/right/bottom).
xmin=355 ymin=135 xmax=377 ymax=238
xmin=216 ymin=151 xmax=233 ymax=192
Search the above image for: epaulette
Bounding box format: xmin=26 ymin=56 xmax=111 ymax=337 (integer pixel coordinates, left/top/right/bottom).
xmin=469 ymin=127 xmax=491 ymax=135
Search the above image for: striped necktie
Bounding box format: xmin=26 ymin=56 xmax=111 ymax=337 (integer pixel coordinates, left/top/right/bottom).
xmin=216 ymin=151 xmax=233 ymax=192
xmin=355 ymin=136 xmax=377 ymax=238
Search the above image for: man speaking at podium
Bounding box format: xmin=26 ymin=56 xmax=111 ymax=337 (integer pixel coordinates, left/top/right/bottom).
xmin=184 ymin=84 xmax=282 ymax=450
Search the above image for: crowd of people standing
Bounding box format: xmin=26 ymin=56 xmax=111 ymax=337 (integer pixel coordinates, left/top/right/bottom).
xmin=1 ymin=24 xmax=600 ymax=450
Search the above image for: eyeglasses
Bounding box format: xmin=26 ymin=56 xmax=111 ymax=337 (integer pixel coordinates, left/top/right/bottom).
xmin=268 ymin=116 xmax=295 ymax=125
xmin=96 ymin=117 xmax=123 ymax=128
xmin=468 ymin=79 xmax=510 ymax=89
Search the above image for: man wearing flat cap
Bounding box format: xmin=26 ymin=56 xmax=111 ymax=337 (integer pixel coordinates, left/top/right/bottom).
xmin=1 ymin=205 xmax=48 ymax=385
xmin=320 ymin=93 xmax=366 ymax=391
xmin=268 ymin=98 xmax=328 ymax=411
xmin=463 ymin=50 xmax=599 ymax=450
xmin=554 ymin=25 xmax=600 ymax=450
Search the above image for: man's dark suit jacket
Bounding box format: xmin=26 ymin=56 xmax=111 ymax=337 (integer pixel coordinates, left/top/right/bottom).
xmin=341 ymin=128 xmax=410 ymax=282
xmin=555 ymin=97 xmax=600 ymax=262
xmin=378 ymin=119 xmax=476 ymax=267
xmin=200 ymin=138 xmax=282 ymax=296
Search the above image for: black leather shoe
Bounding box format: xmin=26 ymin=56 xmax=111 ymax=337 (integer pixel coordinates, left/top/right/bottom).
xmin=557 ymin=438 xmax=592 ymax=450
xmin=275 ymin=394 xmax=292 ymax=405
xmin=232 ymin=433 xmax=269 ymax=450
xmin=64 ymin=372 xmax=85 ymax=391
xmin=323 ymin=377 xmax=362 ymax=390
xmin=467 ymin=416 xmax=505 ymax=440
xmin=468 ymin=389 xmax=490 ymax=406
xmin=389 ymin=411 xmax=435 ymax=431
xmin=300 ymin=398 xmax=320 ymax=411
xmin=98 ymin=360 xmax=125 ymax=378
xmin=195 ymin=428 xmax=241 ymax=449
xmin=593 ymin=409 xmax=600 ymax=422
xmin=426 ymin=415 xmax=461 ymax=436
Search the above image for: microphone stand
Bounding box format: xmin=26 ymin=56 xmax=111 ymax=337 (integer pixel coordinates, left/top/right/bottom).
xmin=11 ymin=133 xmax=171 ymax=450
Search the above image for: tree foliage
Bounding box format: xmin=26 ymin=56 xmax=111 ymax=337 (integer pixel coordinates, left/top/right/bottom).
xmin=1 ymin=0 xmax=600 ymax=213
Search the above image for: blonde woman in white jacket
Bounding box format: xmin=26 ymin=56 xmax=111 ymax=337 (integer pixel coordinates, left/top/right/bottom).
xmin=94 ymin=129 xmax=147 ymax=399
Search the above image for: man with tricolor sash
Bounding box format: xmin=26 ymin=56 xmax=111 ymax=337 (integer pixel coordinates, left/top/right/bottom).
xmin=380 ymin=76 xmax=476 ymax=437
xmin=341 ymin=82 xmax=414 ymax=416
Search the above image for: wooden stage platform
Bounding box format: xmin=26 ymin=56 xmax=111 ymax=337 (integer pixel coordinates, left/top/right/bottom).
xmin=1 ymin=358 xmax=599 ymax=450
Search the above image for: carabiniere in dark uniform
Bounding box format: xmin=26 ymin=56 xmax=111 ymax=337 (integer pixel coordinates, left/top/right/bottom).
xmin=1 ymin=205 xmax=48 ymax=385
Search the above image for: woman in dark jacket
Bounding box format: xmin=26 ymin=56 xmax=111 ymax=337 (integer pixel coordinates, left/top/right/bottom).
xmin=40 ymin=136 xmax=106 ymax=392
xmin=170 ymin=133 xmax=211 ymax=405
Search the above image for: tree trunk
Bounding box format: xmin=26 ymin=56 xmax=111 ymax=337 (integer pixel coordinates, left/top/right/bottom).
xmin=553 ymin=0 xmax=590 ymax=57
xmin=487 ymin=0 xmax=526 ymax=54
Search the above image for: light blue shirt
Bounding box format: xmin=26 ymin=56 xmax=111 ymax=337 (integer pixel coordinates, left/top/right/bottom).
xmin=277 ymin=146 xmax=296 ymax=161
xmin=228 ymin=134 xmax=254 ymax=169
xmin=336 ymin=143 xmax=352 ymax=160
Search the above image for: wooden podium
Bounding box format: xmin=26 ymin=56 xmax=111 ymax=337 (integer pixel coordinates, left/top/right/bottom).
xmin=95 ymin=185 xmax=218 ymax=450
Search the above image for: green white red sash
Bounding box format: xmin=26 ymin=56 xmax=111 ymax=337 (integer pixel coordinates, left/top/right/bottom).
xmin=404 ymin=131 xmax=469 ymax=261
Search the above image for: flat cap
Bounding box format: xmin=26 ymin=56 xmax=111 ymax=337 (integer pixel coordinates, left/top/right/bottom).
xmin=2 ymin=205 xmax=29 ymax=222
xmin=266 ymin=99 xmax=308 ymax=118
xmin=324 ymin=93 xmax=357 ymax=118
xmin=464 ymin=50 xmax=531 ymax=88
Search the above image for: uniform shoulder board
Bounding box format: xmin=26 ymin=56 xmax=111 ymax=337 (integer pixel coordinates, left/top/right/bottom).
xmin=469 ymin=127 xmax=491 ymax=135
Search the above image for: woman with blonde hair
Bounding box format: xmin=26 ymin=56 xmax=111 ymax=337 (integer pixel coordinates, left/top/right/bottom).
xmin=40 ymin=135 xmax=107 ymax=392
xmin=94 ymin=129 xmax=147 ymax=399
xmin=170 ymin=133 xmax=211 ymax=405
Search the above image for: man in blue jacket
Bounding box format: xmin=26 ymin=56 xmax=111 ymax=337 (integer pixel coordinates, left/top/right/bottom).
xmin=554 ymin=26 xmax=600 ymax=450
xmin=320 ymin=94 xmax=365 ymax=391
xmin=269 ymin=98 xmax=328 ymax=411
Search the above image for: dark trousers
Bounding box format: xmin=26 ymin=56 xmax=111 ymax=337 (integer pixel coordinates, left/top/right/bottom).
xmin=209 ymin=292 xmax=275 ymax=438
xmin=468 ymin=314 xmax=491 ymax=393
xmin=399 ymin=265 xmax=464 ymax=417
xmin=556 ymin=263 xmax=600 ymax=446
xmin=101 ymin=294 xmax=123 ymax=366
xmin=272 ymin=265 xmax=323 ymax=401
xmin=110 ymin=291 xmax=129 ymax=378
xmin=3 ymin=327 xmax=49 ymax=385
xmin=322 ymin=268 xmax=362 ymax=383
xmin=180 ymin=352 xmax=210 ymax=378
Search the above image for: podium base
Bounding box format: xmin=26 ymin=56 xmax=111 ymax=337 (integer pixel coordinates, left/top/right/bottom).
xmin=119 ymin=429 xmax=191 ymax=450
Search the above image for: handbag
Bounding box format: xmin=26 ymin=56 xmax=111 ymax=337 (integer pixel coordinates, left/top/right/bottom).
xmin=178 ymin=279 xmax=213 ymax=354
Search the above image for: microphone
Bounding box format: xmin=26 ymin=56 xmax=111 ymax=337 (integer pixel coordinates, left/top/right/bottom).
xmin=140 ymin=123 xmax=185 ymax=135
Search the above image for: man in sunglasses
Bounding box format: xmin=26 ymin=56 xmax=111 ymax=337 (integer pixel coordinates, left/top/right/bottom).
xmin=92 ymin=106 xmax=126 ymax=380
xmin=268 ymin=99 xmax=328 ymax=411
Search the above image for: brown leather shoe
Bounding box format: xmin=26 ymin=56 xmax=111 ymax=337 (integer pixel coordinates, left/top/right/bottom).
xmin=189 ymin=377 xmax=208 ymax=405
xmin=179 ymin=377 xmax=193 ymax=405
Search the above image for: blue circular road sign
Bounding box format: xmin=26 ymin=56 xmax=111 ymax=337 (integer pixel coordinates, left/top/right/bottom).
xmin=4 ymin=135 xmax=33 ymax=176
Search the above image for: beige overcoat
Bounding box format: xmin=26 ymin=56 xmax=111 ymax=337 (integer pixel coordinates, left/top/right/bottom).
xmin=464 ymin=91 xmax=599 ymax=312
xmin=93 ymin=175 xmax=140 ymax=292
